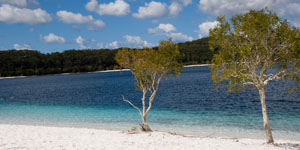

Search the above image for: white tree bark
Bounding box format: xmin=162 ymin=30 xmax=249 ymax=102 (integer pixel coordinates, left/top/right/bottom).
xmin=258 ymin=86 xmax=274 ymax=144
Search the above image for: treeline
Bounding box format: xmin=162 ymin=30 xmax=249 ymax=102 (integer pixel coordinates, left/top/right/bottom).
xmin=0 ymin=38 xmax=214 ymax=77
xmin=0 ymin=49 xmax=118 ymax=76
xmin=178 ymin=37 xmax=215 ymax=64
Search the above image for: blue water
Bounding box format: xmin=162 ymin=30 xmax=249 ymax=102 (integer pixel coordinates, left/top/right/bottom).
xmin=0 ymin=66 xmax=299 ymax=140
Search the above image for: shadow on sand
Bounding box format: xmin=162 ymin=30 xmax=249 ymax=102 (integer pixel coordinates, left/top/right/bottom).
xmin=274 ymin=143 xmax=300 ymax=150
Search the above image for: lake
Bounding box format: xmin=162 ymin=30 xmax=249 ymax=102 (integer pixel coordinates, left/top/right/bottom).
xmin=0 ymin=66 xmax=299 ymax=140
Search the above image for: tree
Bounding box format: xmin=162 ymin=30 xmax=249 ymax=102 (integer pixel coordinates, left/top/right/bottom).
xmin=115 ymin=39 xmax=183 ymax=131
xmin=209 ymin=8 xmax=300 ymax=144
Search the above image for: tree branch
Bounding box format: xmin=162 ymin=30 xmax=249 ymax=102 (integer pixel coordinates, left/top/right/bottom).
xmin=263 ymin=70 xmax=286 ymax=85
xmin=122 ymin=95 xmax=143 ymax=117
xmin=243 ymin=82 xmax=254 ymax=85
xmin=145 ymin=75 xmax=163 ymax=115
xmin=141 ymin=90 xmax=147 ymax=114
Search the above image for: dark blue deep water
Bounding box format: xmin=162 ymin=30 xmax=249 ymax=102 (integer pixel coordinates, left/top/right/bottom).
xmin=0 ymin=66 xmax=299 ymax=140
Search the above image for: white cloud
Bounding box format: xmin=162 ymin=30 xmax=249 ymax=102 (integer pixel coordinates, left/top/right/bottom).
xmin=123 ymin=35 xmax=151 ymax=48
xmin=13 ymin=44 xmax=31 ymax=50
xmin=197 ymin=0 xmax=300 ymax=27
xmin=133 ymin=1 xmax=167 ymax=19
xmin=98 ymin=0 xmax=130 ymax=16
xmin=286 ymin=3 xmax=300 ymax=27
xmin=76 ymin=36 xmax=86 ymax=49
xmin=92 ymin=41 xmax=119 ymax=49
xmin=198 ymin=0 xmax=268 ymax=16
xmin=168 ymin=0 xmax=192 ymax=16
xmin=85 ymin=0 xmax=98 ymax=12
xmin=169 ymin=2 xmax=182 ymax=16
xmin=85 ymin=0 xmax=130 ymax=16
xmin=94 ymin=35 xmax=153 ymax=49
xmin=0 ymin=4 xmax=51 ymax=25
xmin=181 ymin=0 xmax=192 ymax=6
xmin=148 ymin=23 xmax=177 ymax=34
xmin=0 ymin=0 xmax=27 ymax=7
xmin=41 ymin=33 xmax=65 ymax=44
xmin=57 ymin=11 xmax=92 ymax=24
xmin=56 ymin=10 xmax=105 ymax=30
xmin=0 ymin=0 xmax=39 ymax=8
xmin=97 ymin=42 xmax=118 ymax=49
xmin=148 ymin=23 xmax=193 ymax=42
xmin=169 ymin=32 xmax=193 ymax=41
xmin=97 ymin=42 xmax=104 ymax=49
xmin=107 ymin=41 xmax=119 ymax=49
xmin=197 ymin=21 xmax=219 ymax=38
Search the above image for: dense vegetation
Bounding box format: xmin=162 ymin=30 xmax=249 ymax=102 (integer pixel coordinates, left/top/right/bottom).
xmin=0 ymin=38 xmax=213 ymax=77
xmin=178 ymin=37 xmax=214 ymax=64
xmin=0 ymin=49 xmax=118 ymax=76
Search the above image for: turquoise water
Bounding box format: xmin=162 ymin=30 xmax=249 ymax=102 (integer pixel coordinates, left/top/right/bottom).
xmin=0 ymin=66 xmax=299 ymax=140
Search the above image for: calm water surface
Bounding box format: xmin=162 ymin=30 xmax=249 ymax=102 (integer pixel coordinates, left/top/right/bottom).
xmin=0 ymin=66 xmax=299 ymax=140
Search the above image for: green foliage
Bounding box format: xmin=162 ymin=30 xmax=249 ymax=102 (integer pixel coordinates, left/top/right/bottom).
xmin=115 ymin=39 xmax=183 ymax=91
xmin=209 ymin=8 xmax=300 ymax=91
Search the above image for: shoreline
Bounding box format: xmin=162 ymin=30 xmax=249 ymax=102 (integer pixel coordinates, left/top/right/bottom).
xmin=184 ymin=64 xmax=210 ymax=67
xmin=0 ymin=64 xmax=209 ymax=80
xmin=0 ymin=124 xmax=298 ymax=150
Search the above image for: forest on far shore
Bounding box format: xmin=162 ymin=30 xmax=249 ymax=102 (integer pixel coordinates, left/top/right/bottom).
xmin=0 ymin=37 xmax=215 ymax=77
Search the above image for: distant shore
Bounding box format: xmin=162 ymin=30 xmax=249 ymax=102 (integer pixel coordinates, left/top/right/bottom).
xmin=0 ymin=76 xmax=27 ymax=80
xmin=0 ymin=64 xmax=209 ymax=80
xmin=0 ymin=124 xmax=298 ymax=150
xmin=184 ymin=64 xmax=210 ymax=67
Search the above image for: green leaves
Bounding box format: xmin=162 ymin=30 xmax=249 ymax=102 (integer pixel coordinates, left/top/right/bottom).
xmin=209 ymin=8 xmax=300 ymax=92
xmin=115 ymin=39 xmax=183 ymax=91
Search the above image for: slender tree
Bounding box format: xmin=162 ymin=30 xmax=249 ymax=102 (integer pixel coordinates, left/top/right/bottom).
xmin=209 ymin=8 xmax=300 ymax=144
xmin=115 ymin=40 xmax=183 ymax=131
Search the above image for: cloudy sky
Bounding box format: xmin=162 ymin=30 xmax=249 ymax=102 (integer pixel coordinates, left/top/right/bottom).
xmin=0 ymin=0 xmax=299 ymax=52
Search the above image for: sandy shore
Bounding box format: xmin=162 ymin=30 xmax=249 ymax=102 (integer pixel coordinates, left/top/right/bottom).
xmin=184 ymin=64 xmax=210 ymax=67
xmin=0 ymin=124 xmax=299 ymax=150
xmin=0 ymin=76 xmax=27 ymax=80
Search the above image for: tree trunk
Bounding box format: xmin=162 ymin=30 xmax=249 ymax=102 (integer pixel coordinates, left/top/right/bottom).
xmin=141 ymin=115 xmax=152 ymax=132
xmin=258 ymin=87 xmax=274 ymax=144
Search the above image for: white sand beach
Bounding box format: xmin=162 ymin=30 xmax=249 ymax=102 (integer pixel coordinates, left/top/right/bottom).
xmin=0 ymin=124 xmax=299 ymax=150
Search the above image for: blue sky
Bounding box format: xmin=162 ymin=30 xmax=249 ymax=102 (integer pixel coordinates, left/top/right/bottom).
xmin=0 ymin=0 xmax=299 ymax=53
